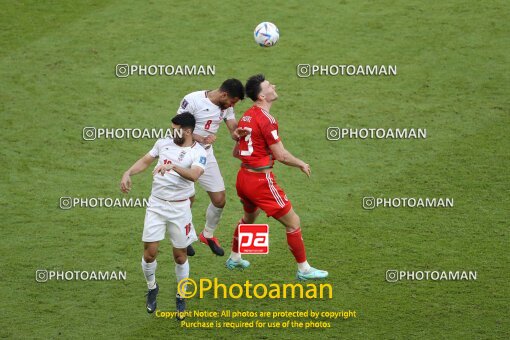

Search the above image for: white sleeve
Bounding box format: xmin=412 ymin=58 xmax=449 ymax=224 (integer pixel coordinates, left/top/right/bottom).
xmin=148 ymin=140 xmax=161 ymax=158
xmin=177 ymin=94 xmax=197 ymax=114
xmin=191 ymin=149 xmax=207 ymax=169
xmin=224 ymin=107 xmax=235 ymax=121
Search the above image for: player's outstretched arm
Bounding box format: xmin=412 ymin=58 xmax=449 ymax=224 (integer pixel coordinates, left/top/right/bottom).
xmin=120 ymin=153 xmax=156 ymax=193
xmin=153 ymin=164 xmax=204 ymax=182
xmin=269 ymin=142 xmax=311 ymax=177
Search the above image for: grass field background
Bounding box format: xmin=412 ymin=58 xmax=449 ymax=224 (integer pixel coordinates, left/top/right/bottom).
xmin=1 ymin=0 xmax=508 ymax=339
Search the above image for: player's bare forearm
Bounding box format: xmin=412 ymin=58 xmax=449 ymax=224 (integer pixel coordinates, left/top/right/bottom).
xmin=152 ymin=163 xmax=203 ymax=181
xmin=269 ymin=142 xmax=311 ymax=177
xmin=280 ymin=152 xmax=311 ymax=177
xmin=194 ymin=133 xmax=216 ymax=145
xmin=121 ymin=153 xmax=155 ymax=193
xmin=125 ymin=154 xmax=155 ymax=176
xmin=171 ymin=165 xmax=204 ymax=182
xmin=270 ymin=142 xmax=302 ymax=167
xmin=225 ymin=119 xmax=239 ymax=141
xmin=192 ymin=133 xmax=206 ymax=144
xmin=278 ymin=150 xmax=306 ymax=168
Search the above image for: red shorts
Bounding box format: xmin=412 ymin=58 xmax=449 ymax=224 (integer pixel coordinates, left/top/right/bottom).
xmin=236 ymin=168 xmax=292 ymax=219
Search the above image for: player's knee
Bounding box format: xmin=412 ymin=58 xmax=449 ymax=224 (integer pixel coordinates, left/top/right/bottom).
xmin=174 ymin=253 xmax=187 ymax=265
xmin=211 ymin=194 xmax=226 ymax=208
xmin=243 ymin=213 xmax=257 ymax=224
xmin=143 ymin=252 xmax=157 ymax=263
xmin=294 ymin=214 xmax=301 ymax=228
xmin=143 ymin=244 xmax=158 ymax=262
xmin=244 ymin=216 xmax=255 ymax=224
xmin=283 ymin=212 xmax=300 ymax=232
xmin=285 ymin=222 xmax=300 ymax=232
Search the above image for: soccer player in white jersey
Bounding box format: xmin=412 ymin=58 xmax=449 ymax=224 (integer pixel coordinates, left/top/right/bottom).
xmin=177 ymin=79 xmax=246 ymax=256
xmin=120 ymin=113 xmax=206 ymax=319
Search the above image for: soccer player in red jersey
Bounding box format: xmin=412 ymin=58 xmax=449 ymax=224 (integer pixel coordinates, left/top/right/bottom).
xmin=226 ymin=74 xmax=328 ymax=280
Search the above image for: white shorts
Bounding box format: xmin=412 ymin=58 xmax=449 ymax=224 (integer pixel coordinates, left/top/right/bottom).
xmin=198 ymin=148 xmax=225 ymax=193
xmin=142 ymin=196 xmax=198 ymax=248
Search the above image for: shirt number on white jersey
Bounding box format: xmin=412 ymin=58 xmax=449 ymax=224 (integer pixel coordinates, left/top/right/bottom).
xmin=240 ymin=127 xmax=253 ymax=156
xmin=204 ymin=120 xmax=212 ymax=130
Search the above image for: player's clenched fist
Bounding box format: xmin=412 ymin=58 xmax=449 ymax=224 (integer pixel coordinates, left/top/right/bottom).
xmin=120 ymin=173 xmax=132 ymax=193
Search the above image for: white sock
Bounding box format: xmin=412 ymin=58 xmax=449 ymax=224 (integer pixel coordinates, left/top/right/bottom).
xmin=203 ymin=203 xmax=223 ymax=238
xmin=175 ymin=260 xmax=190 ymax=293
xmin=298 ymin=261 xmax=311 ymax=273
xmin=141 ymin=257 xmax=157 ymax=289
xmin=230 ymin=252 xmax=242 ymax=262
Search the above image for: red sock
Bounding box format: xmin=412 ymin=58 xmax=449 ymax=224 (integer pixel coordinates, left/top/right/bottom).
xmin=286 ymin=228 xmax=307 ymax=263
xmin=231 ymin=219 xmax=246 ymax=252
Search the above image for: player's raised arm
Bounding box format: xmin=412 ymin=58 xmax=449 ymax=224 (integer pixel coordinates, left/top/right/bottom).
xmin=120 ymin=153 xmax=156 ymax=193
xmin=269 ymin=141 xmax=311 ymax=177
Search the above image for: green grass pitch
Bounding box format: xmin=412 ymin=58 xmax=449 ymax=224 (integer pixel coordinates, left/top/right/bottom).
xmin=0 ymin=0 xmax=508 ymax=339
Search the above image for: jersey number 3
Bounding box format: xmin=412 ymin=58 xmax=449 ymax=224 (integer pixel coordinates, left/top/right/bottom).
xmin=239 ymin=127 xmax=253 ymax=156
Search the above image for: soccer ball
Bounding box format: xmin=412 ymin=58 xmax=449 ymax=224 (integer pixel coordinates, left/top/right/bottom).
xmin=254 ymin=22 xmax=279 ymax=47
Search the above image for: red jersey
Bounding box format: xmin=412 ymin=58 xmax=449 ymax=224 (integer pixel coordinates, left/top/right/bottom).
xmin=236 ymin=105 xmax=281 ymax=169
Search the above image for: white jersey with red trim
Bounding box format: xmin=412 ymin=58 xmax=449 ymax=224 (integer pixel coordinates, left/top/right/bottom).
xmin=177 ymin=90 xmax=235 ymax=139
xmin=148 ymin=138 xmax=207 ymax=201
